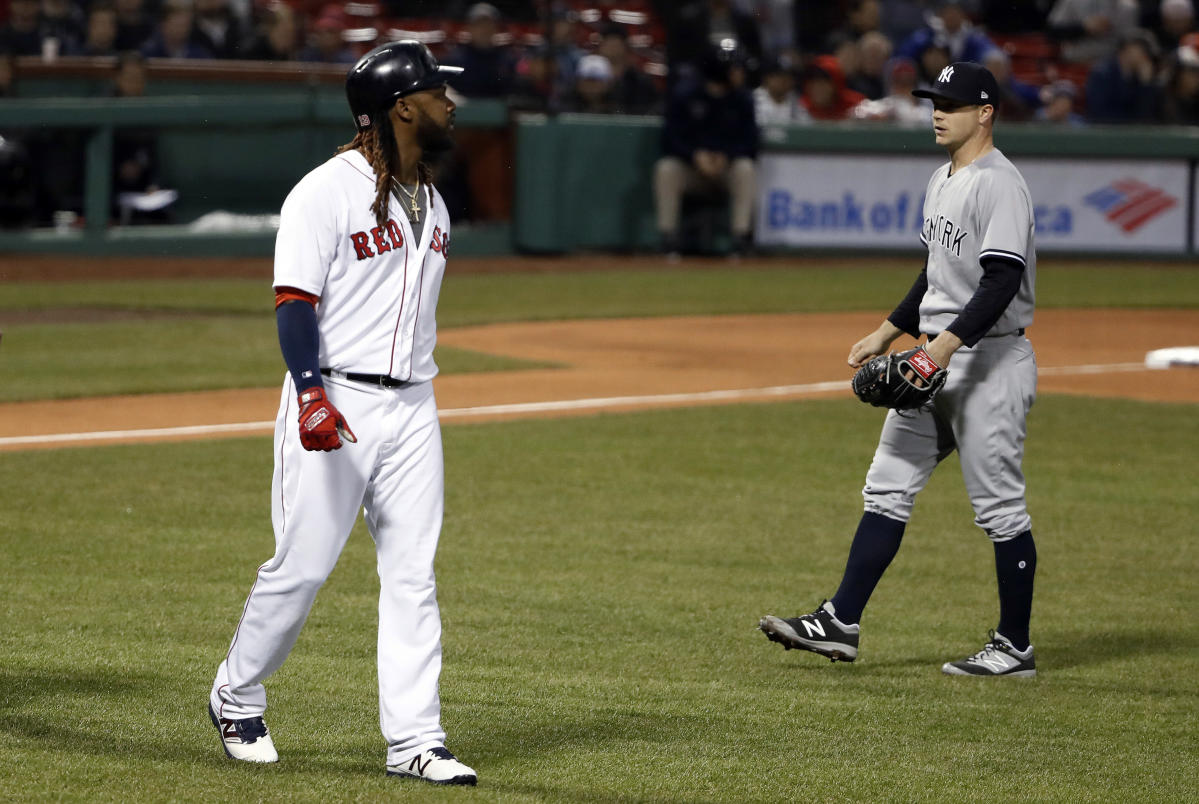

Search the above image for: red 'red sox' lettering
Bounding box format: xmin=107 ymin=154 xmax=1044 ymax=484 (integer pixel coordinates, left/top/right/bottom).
xmin=370 ymin=225 xmax=391 ymax=255
xmin=350 ymin=218 xmax=406 ymax=261
xmin=350 ymin=231 xmax=373 ymax=260
xmin=430 ymin=225 xmax=449 ymax=256
xmin=386 ymin=219 xmax=404 ymax=249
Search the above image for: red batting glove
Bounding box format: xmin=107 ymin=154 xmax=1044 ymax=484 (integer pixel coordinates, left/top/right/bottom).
xmin=296 ymin=387 xmax=357 ymax=451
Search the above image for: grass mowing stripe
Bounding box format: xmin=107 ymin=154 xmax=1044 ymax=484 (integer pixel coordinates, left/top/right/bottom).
xmin=0 ymin=396 xmax=1194 ymax=801
xmin=2 ymin=263 xmax=1197 ymax=322
xmin=0 ymin=317 xmax=552 ymax=403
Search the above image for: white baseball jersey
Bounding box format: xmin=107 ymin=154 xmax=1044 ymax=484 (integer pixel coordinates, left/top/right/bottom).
xmin=273 ymin=148 xmax=451 ymax=382
xmin=918 ymin=148 xmax=1035 ymax=337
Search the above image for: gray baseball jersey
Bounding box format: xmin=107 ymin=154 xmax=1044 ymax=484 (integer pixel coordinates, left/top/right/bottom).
xmin=863 ymin=147 xmax=1037 ymax=542
xmin=918 ymin=148 xmax=1035 ymax=336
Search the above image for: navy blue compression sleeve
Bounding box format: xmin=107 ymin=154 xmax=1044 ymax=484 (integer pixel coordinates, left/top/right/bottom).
xmin=945 ymin=256 xmax=1025 ymax=347
xmin=886 ymin=267 xmax=928 ymax=337
xmin=276 ymin=300 xmax=323 ymax=393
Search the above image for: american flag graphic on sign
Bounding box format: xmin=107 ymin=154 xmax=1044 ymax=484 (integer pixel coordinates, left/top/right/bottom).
xmin=1082 ymin=179 xmax=1178 ymax=233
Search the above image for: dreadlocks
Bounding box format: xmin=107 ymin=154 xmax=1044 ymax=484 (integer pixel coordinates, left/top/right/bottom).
xmin=337 ymin=111 xmax=434 ymax=230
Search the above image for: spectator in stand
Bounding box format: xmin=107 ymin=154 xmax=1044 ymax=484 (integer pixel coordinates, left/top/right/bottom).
xmin=850 ymin=56 xmax=932 ymax=125
xmin=800 ymin=54 xmax=867 ymax=120
xmin=40 ymin=0 xmax=86 ymax=56
xmin=509 ymin=45 xmax=562 ymax=112
xmin=914 ymin=38 xmax=952 ymax=87
xmin=671 ymin=0 xmax=764 ymax=88
xmin=848 ymin=30 xmax=894 ymax=99
xmin=78 ymin=3 xmax=120 ymax=56
xmin=1086 ymin=28 xmax=1163 ymax=121
xmin=980 ymin=0 xmax=1052 ymax=33
xmin=1048 ymin=0 xmax=1140 ymax=63
xmin=142 ymin=0 xmax=214 ymax=59
xmin=824 ymin=0 xmax=884 ymax=55
xmin=115 ymin=0 xmax=155 ymax=52
xmin=984 ymin=48 xmax=1042 ymax=121
xmin=297 ymin=6 xmax=354 ymax=64
xmin=110 ymin=52 xmax=175 ymax=222
xmin=191 ymin=0 xmax=246 ymax=59
xmin=742 ymin=0 xmax=796 ymax=57
xmin=0 ymin=0 xmax=45 ymax=55
xmin=842 ymin=0 xmax=884 ymax=39
xmin=547 ymin=8 xmax=583 ymax=87
xmin=597 ymin=22 xmax=661 ymax=114
xmin=1161 ymin=41 xmax=1199 ymax=121
xmin=563 ymin=53 xmax=616 ymax=112
xmin=1156 ymin=0 xmax=1196 ymax=50
xmin=1034 ymin=78 xmax=1087 ymax=124
xmin=827 ymin=32 xmax=862 ymax=91
xmin=654 ymin=48 xmax=758 ymax=258
xmin=444 ymin=3 xmax=518 ymax=98
xmin=242 ymin=1 xmax=298 ymax=60
xmin=898 ymin=1 xmax=1000 ymax=65
xmin=754 ymin=52 xmax=811 ymax=125
xmin=880 ymin=0 xmax=933 ymax=45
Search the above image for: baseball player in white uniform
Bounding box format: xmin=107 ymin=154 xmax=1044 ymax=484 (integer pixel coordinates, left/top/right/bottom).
xmin=207 ymin=42 xmax=477 ymax=784
xmin=761 ymin=62 xmax=1039 ymax=677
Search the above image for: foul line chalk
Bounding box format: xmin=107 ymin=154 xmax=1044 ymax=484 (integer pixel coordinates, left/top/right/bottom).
xmin=0 ymin=362 xmax=1164 ymax=448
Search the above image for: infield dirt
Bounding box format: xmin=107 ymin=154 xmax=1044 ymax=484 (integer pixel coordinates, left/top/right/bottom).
xmin=2 ymin=308 xmax=1196 ymax=451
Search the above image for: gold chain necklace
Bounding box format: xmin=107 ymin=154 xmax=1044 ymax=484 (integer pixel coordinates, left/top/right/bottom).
xmin=391 ymin=177 xmax=421 ymax=223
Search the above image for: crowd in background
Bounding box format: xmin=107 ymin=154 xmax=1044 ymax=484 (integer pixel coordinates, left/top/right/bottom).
xmin=1 ymin=0 xmax=1198 ymax=231
xmin=1 ymin=0 xmax=1197 ymax=125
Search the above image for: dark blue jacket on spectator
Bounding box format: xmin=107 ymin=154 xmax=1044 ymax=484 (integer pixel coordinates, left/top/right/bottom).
xmin=141 ymin=35 xmax=213 ymax=60
xmin=1085 ymin=56 xmax=1163 ymax=123
xmin=662 ymin=82 xmax=758 ymax=162
xmin=898 ymin=26 xmax=997 ymax=66
xmin=444 ymin=43 xmax=516 ymax=98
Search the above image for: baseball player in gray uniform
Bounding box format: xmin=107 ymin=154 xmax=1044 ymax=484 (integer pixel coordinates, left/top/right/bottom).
xmin=760 ymin=62 xmax=1039 ymax=677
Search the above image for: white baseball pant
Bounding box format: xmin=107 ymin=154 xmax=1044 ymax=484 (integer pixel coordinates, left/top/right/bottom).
xmin=211 ymin=373 xmax=448 ymax=766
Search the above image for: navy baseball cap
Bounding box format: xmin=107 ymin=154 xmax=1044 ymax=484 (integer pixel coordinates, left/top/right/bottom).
xmin=912 ymin=61 xmax=1000 ymax=106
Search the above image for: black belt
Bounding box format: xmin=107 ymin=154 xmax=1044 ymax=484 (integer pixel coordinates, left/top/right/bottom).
xmin=924 ymin=328 xmax=1024 ymax=340
xmin=320 ymin=368 xmax=413 ymax=388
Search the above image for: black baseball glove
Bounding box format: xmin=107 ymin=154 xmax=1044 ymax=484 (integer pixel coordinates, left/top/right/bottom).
xmin=851 ymin=346 xmax=948 ymax=411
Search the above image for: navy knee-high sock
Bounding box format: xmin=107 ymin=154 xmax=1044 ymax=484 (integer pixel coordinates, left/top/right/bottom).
xmin=829 ymin=512 xmax=906 ymax=625
xmin=993 ymin=530 xmax=1036 ymax=652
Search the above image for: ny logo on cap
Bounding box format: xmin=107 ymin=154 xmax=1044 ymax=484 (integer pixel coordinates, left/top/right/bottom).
xmin=937 ymin=65 xmax=954 ymax=83
xmin=358 ymin=114 xmax=371 ymax=127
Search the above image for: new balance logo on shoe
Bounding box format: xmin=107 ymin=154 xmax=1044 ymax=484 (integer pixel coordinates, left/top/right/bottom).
xmin=408 ymin=753 xmax=432 ymax=776
xmin=977 ymin=654 xmax=1010 ymax=673
xmin=759 ymin=600 xmax=860 ymax=662
xmin=942 ymin=631 xmax=1036 ymax=678
xmin=387 ymin=746 xmax=477 ymax=786
xmin=208 ymin=703 xmax=279 ymax=763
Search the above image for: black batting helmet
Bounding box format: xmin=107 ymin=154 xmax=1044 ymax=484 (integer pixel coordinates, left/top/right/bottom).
xmin=345 ymin=41 xmax=463 ymax=131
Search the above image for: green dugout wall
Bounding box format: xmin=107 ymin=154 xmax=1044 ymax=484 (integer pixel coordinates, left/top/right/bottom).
xmin=2 ymin=57 xmax=1198 ymax=257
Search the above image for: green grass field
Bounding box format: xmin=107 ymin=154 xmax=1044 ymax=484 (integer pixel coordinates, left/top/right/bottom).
xmin=1 ymin=258 xmax=1196 ymax=801
xmin=1 ymin=399 xmax=1195 ymax=801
